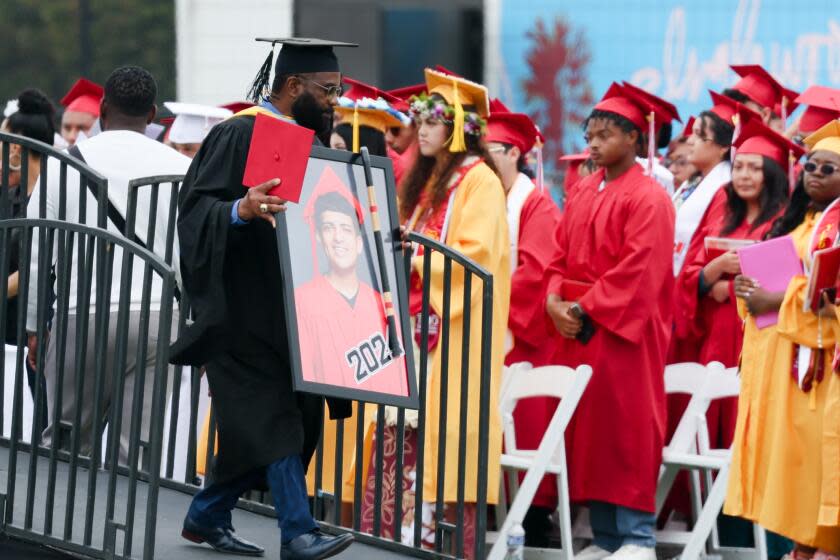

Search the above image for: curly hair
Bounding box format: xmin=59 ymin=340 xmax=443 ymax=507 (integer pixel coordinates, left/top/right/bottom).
xmin=6 ymin=88 xmax=56 ymax=145
xmin=103 ymin=65 xmax=157 ymax=117
xmin=582 ymin=109 xmax=644 ymax=153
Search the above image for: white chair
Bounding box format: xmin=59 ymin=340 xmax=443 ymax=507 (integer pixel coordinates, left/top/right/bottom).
xmin=489 ymin=362 xmax=593 ymax=560
xmin=656 ymin=362 xmax=766 ymax=560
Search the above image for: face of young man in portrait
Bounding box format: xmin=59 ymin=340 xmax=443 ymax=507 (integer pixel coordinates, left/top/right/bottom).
xmin=317 ymin=209 xmax=363 ymax=275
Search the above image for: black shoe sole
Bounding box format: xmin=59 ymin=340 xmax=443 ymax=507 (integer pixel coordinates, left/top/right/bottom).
xmin=281 ymin=534 xmax=354 ymax=560
xmin=182 ymin=529 xmax=266 ymax=557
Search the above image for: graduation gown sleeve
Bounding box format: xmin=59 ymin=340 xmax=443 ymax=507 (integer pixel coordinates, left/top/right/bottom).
xmin=508 ymin=191 xmax=562 ymax=351
xmin=577 ymin=180 xmax=676 ymax=343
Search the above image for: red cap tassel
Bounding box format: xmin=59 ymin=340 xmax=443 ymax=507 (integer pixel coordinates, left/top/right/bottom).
xmin=789 ymin=150 xmax=797 ymax=193
xmin=646 ymin=111 xmax=655 ymax=176
xmin=730 ymin=114 xmax=741 ymax=163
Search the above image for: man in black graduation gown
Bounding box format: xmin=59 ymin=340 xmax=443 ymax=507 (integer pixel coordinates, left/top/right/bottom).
xmin=171 ymin=38 xmax=356 ymax=559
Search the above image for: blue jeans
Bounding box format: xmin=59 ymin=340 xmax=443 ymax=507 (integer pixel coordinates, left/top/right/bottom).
xmin=188 ymin=455 xmax=317 ymax=543
xmin=590 ymin=501 xmax=656 ymax=552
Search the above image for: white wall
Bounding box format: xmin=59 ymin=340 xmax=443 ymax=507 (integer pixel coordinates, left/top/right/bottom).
xmin=175 ymin=0 xmax=294 ymax=105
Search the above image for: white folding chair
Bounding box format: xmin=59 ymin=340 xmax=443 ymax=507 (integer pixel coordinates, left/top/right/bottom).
xmin=656 ymin=362 xmax=766 ymax=560
xmin=489 ymin=362 xmax=593 ymax=560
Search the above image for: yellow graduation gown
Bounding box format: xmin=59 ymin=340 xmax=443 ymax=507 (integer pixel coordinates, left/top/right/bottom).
xmin=725 ymin=212 xmax=840 ymax=552
xmin=416 ymin=162 xmax=511 ymax=504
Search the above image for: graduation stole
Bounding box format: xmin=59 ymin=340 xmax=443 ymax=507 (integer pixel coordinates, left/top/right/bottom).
xmin=796 ymin=198 xmax=840 ymax=394
xmin=406 ymin=157 xmax=484 ymax=350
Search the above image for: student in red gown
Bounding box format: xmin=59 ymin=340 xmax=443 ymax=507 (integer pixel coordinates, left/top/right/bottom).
xmin=486 ymin=108 xmax=562 ymax=546
xmin=545 ymin=83 xmax=675 ymax=560
xmin=676 ymin=114 xmax=791 ymax=449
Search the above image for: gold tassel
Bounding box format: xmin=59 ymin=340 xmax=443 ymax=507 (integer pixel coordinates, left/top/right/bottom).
xmin=450 ymin=80 xmax=466 ymax=153
xmin=352 ymin=102 xmax=360 ymax=153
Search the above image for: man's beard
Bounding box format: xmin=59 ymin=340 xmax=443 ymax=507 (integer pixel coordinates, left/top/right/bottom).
xmin=292 ymin=92 xmax=333 ymax=145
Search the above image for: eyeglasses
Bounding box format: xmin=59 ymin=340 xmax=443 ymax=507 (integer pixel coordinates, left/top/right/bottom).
xmin=296 ymin=76 xmax=344 ymax=98
xmin=804 ymin=161 xmax=839 ymax=175
xmin=487 ymin=146 xmax=508 ymax=154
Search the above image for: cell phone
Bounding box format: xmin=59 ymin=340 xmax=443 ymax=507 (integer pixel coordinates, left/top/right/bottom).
xmin=576 ymin=315 xmax=596 ymax=345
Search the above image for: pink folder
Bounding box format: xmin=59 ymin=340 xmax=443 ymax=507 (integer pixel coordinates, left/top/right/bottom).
xmin=737 ymin=236 xmax=803 ymax=328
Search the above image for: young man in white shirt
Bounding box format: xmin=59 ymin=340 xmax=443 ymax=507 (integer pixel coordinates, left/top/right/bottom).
xmin=25 ymin=65 xmax=190 ymax=464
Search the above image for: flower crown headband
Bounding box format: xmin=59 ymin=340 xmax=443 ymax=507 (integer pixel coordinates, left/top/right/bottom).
xmin=408 ymin=93 xmax=486 ymax=137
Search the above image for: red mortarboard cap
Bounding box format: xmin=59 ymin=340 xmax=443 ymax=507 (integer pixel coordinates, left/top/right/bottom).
xmin=708 ymin=90 xmax=743 ymax=124
xmin=301 ymin=165 xmax=365 ymax=276
xmin=559 ymin=149 xmax=589 ymax=163
xmin=221 ymin=101 xmax=255 ymax=114
xmin=795 ymin=86 xmax=840 ymax=134
xmin=60 ymin=78 xmax=103 ymax=116
xmin=733 ymin=116 xmax=805 ymax=168
xmin=681 ymin=116 xmax=696 ymax=138
xmin=434 ymin=64 xmax=462 ymax=77
xmin=489 ymin=98 xmax=512 ymax=114
xmin=486 ymin=112 xmax=542 ymax=154
xmin=242 ymin=112 xmax=314 ymax=203
xmin=730 ymin=65 xmax=799 ymax=110
xmin=344 ymin=77 xmax=400 ymax=104
xmin=387 ymin=84 xmax=425 ymax=113
xmin=621 ymin=82 xmax=681 ymax=131
xmin=593 ymin=83 xmax=648 ymax=131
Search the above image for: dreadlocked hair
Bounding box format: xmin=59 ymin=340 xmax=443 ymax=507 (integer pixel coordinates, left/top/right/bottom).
xmin=583 ymin=109 xmax=644 ymax=152
xmin=399 ymin=127 xmax=500 ymax=222
xmin=767 ymin=171 xmax=809 ymax=239
xmin=247 ymin=49 xmax=274 ymax=103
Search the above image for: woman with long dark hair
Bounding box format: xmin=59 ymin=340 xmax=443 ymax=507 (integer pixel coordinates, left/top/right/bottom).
xmin=360 ymin=69 xmax=510 ymax=557
xmin=677 ymin=117 xmax=790 ymax=451
xmin=726 ymin=120 xmax=840 ymax=558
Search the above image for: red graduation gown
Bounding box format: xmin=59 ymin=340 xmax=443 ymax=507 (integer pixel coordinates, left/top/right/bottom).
xmin=506 ymin=188 xmax=563 ymax=508
xmin=546 ymin=164 xmax=675 ymax=512
xmin=677 ymin=213 xmax=777 ymax=448
xmin=295 ymin=275 xmax=409 ymax=397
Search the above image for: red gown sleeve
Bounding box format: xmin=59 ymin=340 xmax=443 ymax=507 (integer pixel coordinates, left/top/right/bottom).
xmin=509 ymin=192 xmax=562 ymax=347
xmin=578 ymin=184 xmax=676 ymax=343
xmin=673 ymin=216 xmax=714 ymax=340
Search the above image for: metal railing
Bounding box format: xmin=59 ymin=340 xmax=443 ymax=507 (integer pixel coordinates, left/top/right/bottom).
xmin=0 ymin=218 xmax=177 ymax=560
xmin=1 ymin=129 xmax=497 ymax=559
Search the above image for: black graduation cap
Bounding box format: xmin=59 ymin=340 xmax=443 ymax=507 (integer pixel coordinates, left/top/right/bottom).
xmin=248 ymin=37 xmax=359 ymax=102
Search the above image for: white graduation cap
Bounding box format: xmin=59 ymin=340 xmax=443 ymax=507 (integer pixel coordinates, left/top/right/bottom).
xmin=3 ymin=99 xmax=18 ymax=118
xmin=164 ymin=102 xmax=232 ymax=144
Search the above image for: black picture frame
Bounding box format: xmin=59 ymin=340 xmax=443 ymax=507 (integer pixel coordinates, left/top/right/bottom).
xmin=275 ymin=145 xmax=418 ymax=409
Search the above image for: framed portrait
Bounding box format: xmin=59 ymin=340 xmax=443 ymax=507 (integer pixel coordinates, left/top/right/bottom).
xmin=276 ymin=146 xmax=418 ymax=408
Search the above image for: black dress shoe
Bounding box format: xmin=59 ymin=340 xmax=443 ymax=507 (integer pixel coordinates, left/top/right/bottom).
xmin=182 ymin=515 xmax=265 ymax=556
xmin=281 ymin=530 xmax=354 ymax=560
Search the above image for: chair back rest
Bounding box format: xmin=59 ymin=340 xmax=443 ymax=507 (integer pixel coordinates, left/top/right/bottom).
xmin=499 ymin=362 xmax=592 ymax=455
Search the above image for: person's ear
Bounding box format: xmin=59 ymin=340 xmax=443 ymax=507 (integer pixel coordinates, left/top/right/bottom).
xmin=99 ymin=99 xmax=109 ymax=128
xmin=146 ymin=104 xmax=157 ymax=125
xmin=760 ymin=107 xmax=773 ymax=124
xmin=510 ymin=146 xmax=521 ymax=162
xmin=287 ymin=76 xmax=304 ymax=99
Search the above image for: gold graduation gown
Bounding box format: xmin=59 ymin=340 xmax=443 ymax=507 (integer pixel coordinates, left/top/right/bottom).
xmin=415 ymin=162 xmax=511 ymax=504
xmin=725 ymin=212 xmax=840 ymax=552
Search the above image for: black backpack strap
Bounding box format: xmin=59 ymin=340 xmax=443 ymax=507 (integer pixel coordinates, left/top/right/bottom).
xmin=68 ymin=144 xmax=145 ymax=251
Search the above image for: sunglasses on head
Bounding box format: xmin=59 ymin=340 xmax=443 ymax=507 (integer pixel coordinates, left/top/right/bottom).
xmin=804 ymin=161 xmax=839 ymax=175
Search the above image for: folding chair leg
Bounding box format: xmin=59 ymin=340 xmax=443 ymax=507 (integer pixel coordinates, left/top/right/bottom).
xmin=752 ymin=524 xmax=767 ymax=560
xmin=680 ymin=465 xmax=730 ymax=560
xmin=496 ymin=472 xmax=509 ymax=530
xmin=489 ymin=461 xmax=553 ymax=560
xmin=656 ymin=465 xmax=680 ymax=514
xmin=555 ymin=462 xmax=574 ymax=560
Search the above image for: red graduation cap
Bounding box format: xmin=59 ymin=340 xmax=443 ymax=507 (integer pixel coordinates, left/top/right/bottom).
xmin=221 ymin=101 xmax=255 ymax=114
xmin=302 ymin=165 xmax=365 ymax=275
xmin=730 ymin=65 xmax=799 ymax=110
xmin=733 ymin=116 xmax=805 ymax=169
xmin=386 ymin=83 xmax=425 ymax=113
xmin=486 ymin=112 xmax=542 ymax=154
xmin=621 ymin=82 xmax=681 ymax=131
xmin=559 ymin=149 xmax=589 ymax=163
xmin=592 ymin=82 xmax=649 ymax=131
xmin=708 ymin=90 xmax=743 ymax=124
xmin=489 ymin=98 xmax=512 ymax=114
xmin=434 ymin=64 xmax=462 ymax=77
xmin=60 ymin=78 xmax=103 ymax=117
xmin=344 ymin=77 xmax=400 ymax=104
xmin=681 ymin=116 xmax=696 ymax=138
xmin=795 ymin=85 xmax=840 ymax=134
xmin=242 ymin=112 xmax=314 ymax=202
